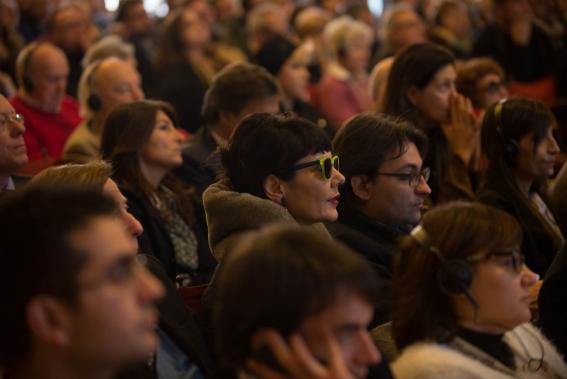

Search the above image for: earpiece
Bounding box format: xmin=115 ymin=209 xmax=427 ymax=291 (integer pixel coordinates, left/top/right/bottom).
xmin=494 ymin=99 xmax=519 ymax=159
xmin=411 ymin=225 xmax=478 ymax=309
xmin=85 ymin=60 xmax=104 ymax=112
xmin=19 ymin=42 xmax=42 ymax=93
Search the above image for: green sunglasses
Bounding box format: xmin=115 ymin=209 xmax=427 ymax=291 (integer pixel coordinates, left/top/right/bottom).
xmin=291 ymin=155 xmax=340 ymax=181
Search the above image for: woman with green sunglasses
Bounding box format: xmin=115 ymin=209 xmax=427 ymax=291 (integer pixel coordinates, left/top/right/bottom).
xmin=203 ymin=113 xmax=345 ymax=261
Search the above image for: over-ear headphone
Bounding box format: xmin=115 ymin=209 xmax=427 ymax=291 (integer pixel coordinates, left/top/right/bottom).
xmin=17 ymin=42 xmax=43 ymax=93
xmin=85 ymin=60 xmax=104 ymax=112
xmin=411 ymin=225 xmax=479 ymax=309
xmin=494 ymin=99 xmax=519 ymax=159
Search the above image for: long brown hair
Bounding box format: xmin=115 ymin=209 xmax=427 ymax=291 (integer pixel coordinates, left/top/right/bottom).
xmin=391 ymin=202 xmax=522 ymax=349
xmin=100 ymin=100 xmax=194 ymax=224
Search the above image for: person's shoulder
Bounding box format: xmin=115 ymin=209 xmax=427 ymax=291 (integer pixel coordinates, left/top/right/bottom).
xmin=392 ymin=342 xmax=489 ymax=379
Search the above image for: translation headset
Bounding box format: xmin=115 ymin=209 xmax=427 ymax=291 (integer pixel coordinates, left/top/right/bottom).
xmin=19 ymin=42 xmax=43 ymax=93
xmin=411 ymin=225 xmax=546 ymax=372
xmin=85 ymin=60 xmax=104 ymax=112
xmin=494 ymin=99 xmax=519 ymax=159
xmin=410 ymin=225 xmax=479 ymax=309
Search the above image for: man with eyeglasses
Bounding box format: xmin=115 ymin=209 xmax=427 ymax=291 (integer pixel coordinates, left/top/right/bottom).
xmin=0 ymin=94 xmax=28 ymax=191
xmin=0 ymin=187 xmax=165 ymax=378
xmin=327 ymin=112 xmax=430 ymax=327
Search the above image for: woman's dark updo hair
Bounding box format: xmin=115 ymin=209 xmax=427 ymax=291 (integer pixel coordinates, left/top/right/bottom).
xmin=221 ymin=113 xmax=332 ymax=198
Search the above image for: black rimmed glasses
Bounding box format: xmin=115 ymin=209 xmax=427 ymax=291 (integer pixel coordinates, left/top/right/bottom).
xmin=375 ymin=167 xmax=430 ymax=188
xmin=467 ymin=250 xmax=525 ymax=275
xmin=291 ymin=155 xmax=340 ymax=181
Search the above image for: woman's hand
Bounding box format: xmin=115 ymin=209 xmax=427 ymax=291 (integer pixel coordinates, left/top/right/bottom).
xmin=246 ymin=328 xmax=358 ymax=379
xmin=442 ymin=93 xmax=480 ymax=166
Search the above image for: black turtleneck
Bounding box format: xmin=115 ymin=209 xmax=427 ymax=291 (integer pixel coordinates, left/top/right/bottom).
xmin=459 ymin=328 xmax=516 ymax=370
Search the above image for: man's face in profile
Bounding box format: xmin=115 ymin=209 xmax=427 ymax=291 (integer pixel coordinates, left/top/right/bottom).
xmin=299 ymin=292 xmax=381 ymax=378
xmin=60 ymin=216 xmax=164 ymax=368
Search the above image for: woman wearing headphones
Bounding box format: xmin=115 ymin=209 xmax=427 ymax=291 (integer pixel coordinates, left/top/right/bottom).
xmin=391 ymin=202 xmax=567 ymax=378
xmin=477 ymin=98 xmax=563 ymax=277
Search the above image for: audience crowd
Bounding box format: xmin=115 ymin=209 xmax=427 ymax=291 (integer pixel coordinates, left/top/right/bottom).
xmin=2 ymin=0 xmax=567 ymax=378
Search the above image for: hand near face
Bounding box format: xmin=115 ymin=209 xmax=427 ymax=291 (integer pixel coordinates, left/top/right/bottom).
xmin=442 ymin=93 xmax=479 ymax=166
xmin=247 ymin=329 xmax=358 ymax=379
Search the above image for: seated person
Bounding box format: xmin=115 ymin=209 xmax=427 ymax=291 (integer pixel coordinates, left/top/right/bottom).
xmin=327 ymin=113 xmax=430 ymax=326
xmin=175 ymin=62 xmax=280 ymax=199
xmin=317 ymin=16 xmax=373 ymax=131
xmin=0 ymin=188 xmax=165 ymax=378
xmin=456 ymin=57 xmax=509 ymax=112
xmin=62 ymin=57 xmax=144 ymax=163
xmin=203 ymin=113 xmax=344 ymax=261
xmin=255 ymin=36 xmax=327 ymax=129
xmin=11 ymin=42 xmax=81 ymax=167
xmin=28 ymin=161 xmax=216 ymax=378
xmin=0 ymin=93 xmax=28 ymax=191
xmin=390 ymin=202 xmax=567 ymax=378
xmin=101 ymin=100 xmax=217 ymax=283
xmin=213 ymin=225 xmax=389 ymax=379
xmin=477 ymin=98 xmax=563 ymax=277
xmin=383 ymin=43 xmax=479 ymax=204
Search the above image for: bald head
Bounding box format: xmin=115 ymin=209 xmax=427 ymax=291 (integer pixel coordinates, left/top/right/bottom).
xmin=18 ymin=42 xmax=69 ymax=113
xmin=81 ymin=58 xmax=144 ymax=120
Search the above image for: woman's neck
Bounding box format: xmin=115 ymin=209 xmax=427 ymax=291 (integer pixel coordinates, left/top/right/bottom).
xmin=513 ymin=170 xmax=533 ymax=196
xmin=459 ymin=319 xmax=508 ymax=335
xmin=139 ymin=160 xmax=167 ymax=189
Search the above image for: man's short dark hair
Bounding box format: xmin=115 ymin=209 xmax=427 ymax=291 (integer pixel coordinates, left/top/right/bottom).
xmin=201 ymin=62 xmax=280 ymax=126
xmin=0 ymin=187 xmax=117 ymax=366
xmin=214 ymin=225 xmax=379 ymax=377
xmin=333 ymin=112 xmax=428 ymax=203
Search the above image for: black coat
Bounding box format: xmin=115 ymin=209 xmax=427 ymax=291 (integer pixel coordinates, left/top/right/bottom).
xmin=175 ymin=126 xmax=221 ymax=201
xmin=121 ymin=185 xmax=217 ymax=283
xmin=476 ymin=187 xmax=562 ymax=277
xmin=472 ymin=23 xmax=557 ymax=83
xmin=539 ymin=244 xmax=567 ymax=358
xmin=156 ymin=62 xmax=208 ymax=134
xmin=115 ymin=255 xmax=215 ymax=379
xmin=325 ymin=207 xmax=410 ymax=327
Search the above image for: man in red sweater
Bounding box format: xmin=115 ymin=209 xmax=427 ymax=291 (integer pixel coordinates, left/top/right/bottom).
xmin=11 ymin=41 xmax=81 ymax=168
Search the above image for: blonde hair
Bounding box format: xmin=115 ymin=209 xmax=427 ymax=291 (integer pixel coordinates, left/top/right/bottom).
xmin=323 ymin=16 xmax=373 ymax=59
xmin=29 ymin=161 xmax=112 ymax=190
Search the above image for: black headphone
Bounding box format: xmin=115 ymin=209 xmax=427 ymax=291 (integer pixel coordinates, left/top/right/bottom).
xmin=411 ymin=225 xmax=479 ymax=309
xmin=20 ymin=42 xmax=42 ymax=93
xmin=85 ymin=61 xmax=104 ymax=112
xmin=494 ymin=99 xmax=519 ymax=159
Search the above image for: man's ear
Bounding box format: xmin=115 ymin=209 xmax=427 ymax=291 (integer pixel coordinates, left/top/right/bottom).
xmin=26 ymin=296 xmax=73 ymax=348
xmin=218 ymin=110 xmax=238 ymax=134
xmin=263 ymin=174 xmax=286 ymax=204
xmin=351 ymin=175 xmax=372 ymax=201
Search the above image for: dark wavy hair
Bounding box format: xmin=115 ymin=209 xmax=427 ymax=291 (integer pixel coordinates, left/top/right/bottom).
xmin=221 ymin=113 xmax=332 ymax=198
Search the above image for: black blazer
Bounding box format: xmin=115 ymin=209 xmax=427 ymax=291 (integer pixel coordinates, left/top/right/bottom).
xmin=120 ymin=185 xmax=217 ymax=283
xmin=539 ymin=244 xmax=567 ymax=358
xmin=325 ymin=207 xmax=409 ymax=327
xmin=115 ymin=255 xmax=216 ymax=379
xmin=476 ymin=187 xmax=562 ymax=277
xmin=175 ymin=127 xmax=220 ymax=201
